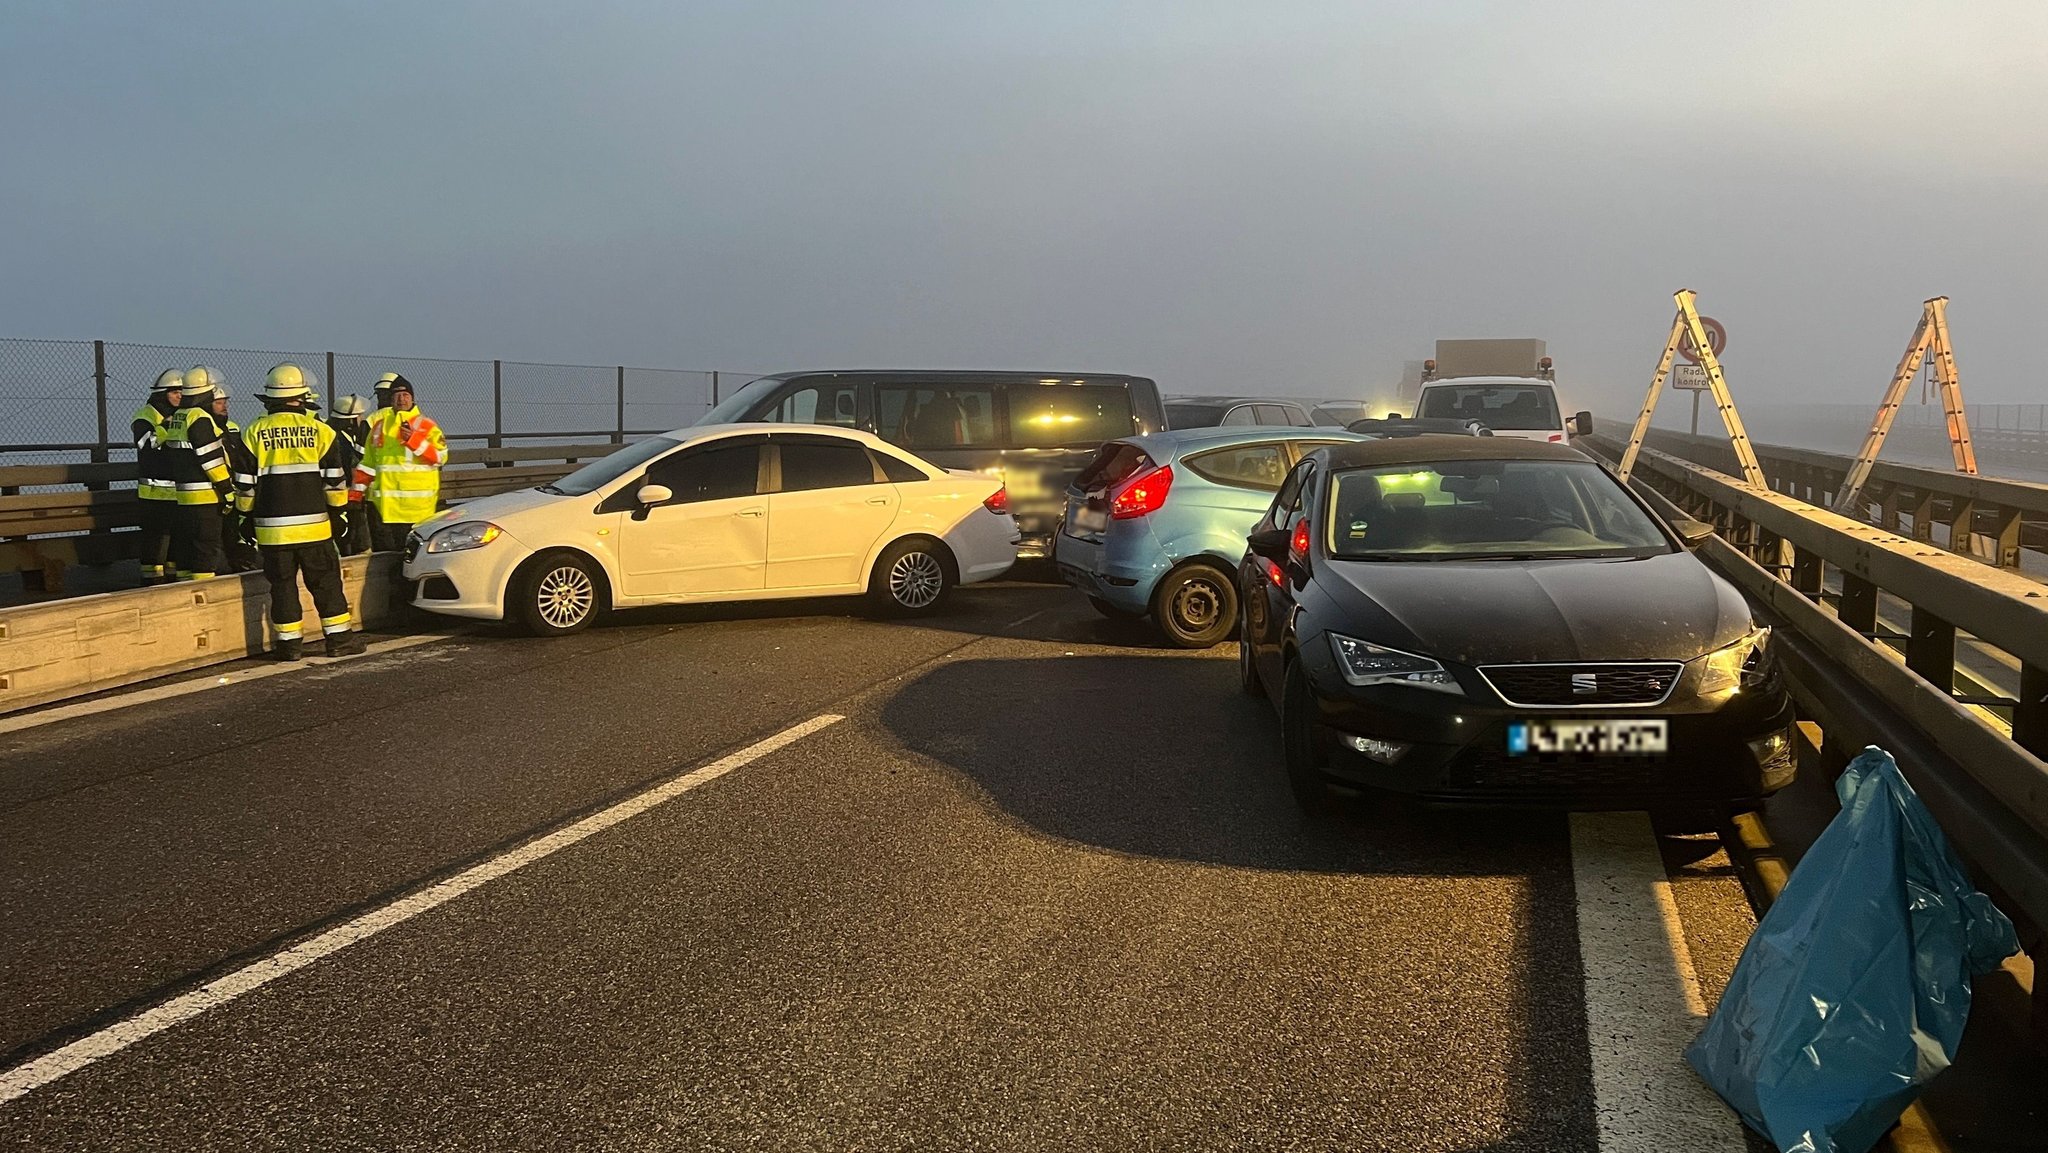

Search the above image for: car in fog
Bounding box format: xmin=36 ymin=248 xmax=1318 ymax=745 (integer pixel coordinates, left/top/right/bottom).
xmin=1238 ymin=436 xmax=1796 ymax=813
xmin=1163 ymin=396 xmax=1317 ymax=430
xmin=699 ymin=370 xmax=1166 ymax=559
xmin=1413 ymin=377 xmax=1592 ymax=443
xmin=1057 ymin=427 xmax=1366 ymax=646
xmin=403 ymin=425 xmax=1017 ymax=634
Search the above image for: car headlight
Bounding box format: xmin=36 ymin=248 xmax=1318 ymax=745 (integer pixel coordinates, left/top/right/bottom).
xmin=1328 ymin=634 xmax=1464 ymax=696
xmin=1697 ymin=626 xmax=1774 ymax=696
xmin=424 ymin=521 xmax=503 ymax=554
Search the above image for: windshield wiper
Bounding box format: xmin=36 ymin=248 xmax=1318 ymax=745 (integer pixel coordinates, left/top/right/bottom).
xmin=535 ymin=483 xmax=565 ymax=495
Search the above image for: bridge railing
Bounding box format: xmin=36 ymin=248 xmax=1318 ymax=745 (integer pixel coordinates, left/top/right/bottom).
xmin=1585 ymin=431 xmax=2048 ymax=960
xmin=1597 ymin=419 xmax=2048 ymax=569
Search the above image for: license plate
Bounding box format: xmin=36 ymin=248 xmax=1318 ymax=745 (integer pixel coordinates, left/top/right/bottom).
xmin=1508 ymin=719 xmax=1668 ymax=756
xmin=1070 ymin=504 xmax=1107 ymax=533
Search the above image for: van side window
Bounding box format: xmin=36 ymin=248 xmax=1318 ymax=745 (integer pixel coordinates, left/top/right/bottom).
xmin=876 ymin=384 xmax=998 ymax=449
xmin=1006 ymin=384 xmax=1136 ymax=447
xmin=768 ymin=383 xmax=860 ymax=427
xmin=1220 ymin=405 xmax=1257 ymax=426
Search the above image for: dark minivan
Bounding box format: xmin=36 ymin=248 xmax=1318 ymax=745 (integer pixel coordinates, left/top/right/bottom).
xmin=702 ymin=371 xmax=1167 ymax=557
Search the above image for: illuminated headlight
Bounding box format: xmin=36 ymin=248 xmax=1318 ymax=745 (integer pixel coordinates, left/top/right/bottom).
xmin=424 ymin=521 xmax=503 ymax=554
xmin=1341 ymin=734 xmax=1411 ymax=764
xmin=1328 ymin=634 xmax=1464 ymax=696
xmin=1749 ymin=726 xmax=1798 ymax=790
xmin=1697 ymin=626 xmax=1774 ymax=696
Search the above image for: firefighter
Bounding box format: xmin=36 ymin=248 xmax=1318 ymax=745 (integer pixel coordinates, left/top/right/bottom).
xmin=211 ymin=382 xmax=261 ymax=573
xmin=130 ymin=369 xmax=184 ymax=584
xmin=159 ymin=366 xmax=236 ymax=579
xmin=238 ymin=364 xmax=365 ymax=661
xmin=327 ymin=394 xmax=372 ymax=556
xmin=359 ymin=373 xmax=446 ymax=551
xmin=372 ymin=371 xmax=397 ymax=416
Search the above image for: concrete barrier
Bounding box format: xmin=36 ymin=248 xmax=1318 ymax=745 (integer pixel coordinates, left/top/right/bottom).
xmin=0 ymin=552 xmax=408 ymax=716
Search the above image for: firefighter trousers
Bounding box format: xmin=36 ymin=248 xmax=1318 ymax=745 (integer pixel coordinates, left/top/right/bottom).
xmin=171 ymin=502 xmax=227 ymax=579
xmin=136 ymin=498 xmax=175 ymax=581
xmin=260 ymin=542 xmax=353 ymax=641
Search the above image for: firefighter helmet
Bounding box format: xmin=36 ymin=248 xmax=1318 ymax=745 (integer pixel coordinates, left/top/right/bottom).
xmin=263 ymin=363 xmax=320 ymax=402
xmin=152 ymin=368 xmax=185 ymax=395
xmin=332 ymin=394 xmax=368 ymax=417
xmin=181 ymin=365 xmax=224 ymax=402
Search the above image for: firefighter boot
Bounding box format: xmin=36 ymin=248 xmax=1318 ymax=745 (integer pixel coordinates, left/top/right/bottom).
xmin=275 ymin=638 xmax=304 ymax=662
xmin=325 ymin=630 xmax=367 ymax=658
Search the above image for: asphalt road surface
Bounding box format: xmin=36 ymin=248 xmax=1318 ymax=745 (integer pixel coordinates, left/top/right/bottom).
xmin=0 ymin=577 xmax=1768 ymax=1151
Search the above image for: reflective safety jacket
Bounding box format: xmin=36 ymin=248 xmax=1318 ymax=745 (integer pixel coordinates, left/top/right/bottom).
xmin=130 ymin=398 xmax=178 ymax=502
xmin=219 ymin=417 xmax=256 ymax=508
xmin=237 ymin=410 xmax=349 ymax=546
xmin=158 ymin=405 xmax=234 ymax=505
xmin=328 ymin=420 xmax=367 ymax=505
xmin=358 ymin=404 xmax=446 ymax=524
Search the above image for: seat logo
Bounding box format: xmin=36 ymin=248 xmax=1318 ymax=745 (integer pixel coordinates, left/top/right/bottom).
xmin=1571 ymin=672 xmax=1599 ymax=695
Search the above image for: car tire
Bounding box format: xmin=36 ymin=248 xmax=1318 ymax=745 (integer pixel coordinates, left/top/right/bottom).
xmin=1152 ymin=563 xmax=1238 ymax=648
xmin=1238 ymin=633 xmax=1263 ymax=697
xmin=1281 ymin=659 xmax=1338 ymax=818
xmin=513 ymin=550 xmax=604 ymax=636
xmin=869 ymin=538 xmax=954 ymax=616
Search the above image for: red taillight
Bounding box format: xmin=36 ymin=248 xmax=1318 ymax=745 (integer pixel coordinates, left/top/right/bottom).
xmin=1110 ymin=465 xmax=1173 ymax=519
xmin=1264 ymin=559 xmax=1286 ymax=587
xmin=983 ymin=486 xmax=1009 ymax=514
xmin=1290 ymin=519 xmax=1310 ymax=562
xmin=1547 ymin=433 xmax=1565 ymax=442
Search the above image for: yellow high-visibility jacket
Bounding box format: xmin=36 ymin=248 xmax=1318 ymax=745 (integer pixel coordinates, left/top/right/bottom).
xmin=158 ymin=406 xmax=233 ymax=505
xmin=130 ymin=400 xmax=177 ymax=502
xmin=237 ymin=410 xmax=349 ymax=547
xmin=359 ymin=405 xmax=446 ymax=524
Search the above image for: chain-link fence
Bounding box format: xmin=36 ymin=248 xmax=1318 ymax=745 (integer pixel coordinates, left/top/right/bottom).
xmin=0 ymin=336 xmax=766 ymax=467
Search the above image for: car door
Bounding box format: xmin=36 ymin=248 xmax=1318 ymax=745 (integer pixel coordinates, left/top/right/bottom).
xmin=1246 ymin=460 xmax=1314 ymax=697
xmin=765 ymin=435 xmax=900 ymax=590
xmin=616 ymin=439 xmax=768 ymax=600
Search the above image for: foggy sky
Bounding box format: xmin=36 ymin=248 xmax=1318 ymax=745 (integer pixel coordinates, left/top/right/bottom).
xmin=4 ymin=1 xmax=2046 ymax=415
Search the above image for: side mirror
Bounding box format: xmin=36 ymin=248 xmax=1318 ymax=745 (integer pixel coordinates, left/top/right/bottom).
xmin=1672 ymin=518 xmax=1716 ymax=547
xmin=636 ymin=483 xmax=673 ymax=506
xmin=1573 ymin=410 xmax=1594 ymax=438
xmin=1246 ymin=526 xmax=1292 ymax=561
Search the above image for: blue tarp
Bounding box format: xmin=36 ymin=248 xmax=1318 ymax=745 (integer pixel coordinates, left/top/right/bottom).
xmin=1686 ymin=747 xmax=2019 ymax=1153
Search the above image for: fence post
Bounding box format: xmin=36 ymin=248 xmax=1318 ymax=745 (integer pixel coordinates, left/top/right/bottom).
xmin=92 ymin=340 xmax=109 ymax=465
xmin=710 ymin=370 xmax=719 ymax=408
xmin=615 ymin=366 xmax=625 ymax=444
xmin=325 ymin=351 xmax=336 ymax=409
xmin=491 ymin=359 xmax=503 ymax=451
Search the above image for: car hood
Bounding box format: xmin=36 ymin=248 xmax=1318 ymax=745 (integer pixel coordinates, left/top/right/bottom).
xmin=415 ymin=486 xmax=577 ymax=534
xmin=1318 ymin=551 xmax=1750 ymax=665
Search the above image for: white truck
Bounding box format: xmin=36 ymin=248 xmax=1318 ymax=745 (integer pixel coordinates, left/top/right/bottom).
xmin=1407 ymin=339 xmax=1591 ymax=443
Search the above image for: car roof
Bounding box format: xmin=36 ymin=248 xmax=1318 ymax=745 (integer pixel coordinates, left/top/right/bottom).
xmin=1308 ymin=435 xmax=1591 ymax=469
xmin=1166 ymin=396 xmax=1308 ymax=407
xmin=753 ymin=369 xmax=1152 ymax=384
xmin=1417 ymin=376 xmax=1558 ymax=388
xmin=1129 ymin=427 xmax=1367 ymax=457
xmin=666 ymin=422 xmax=893 ymax=451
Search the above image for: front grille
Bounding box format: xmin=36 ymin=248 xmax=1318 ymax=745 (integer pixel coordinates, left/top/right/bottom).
xmin=1477 ymin=662 xmax=1683 ymax=707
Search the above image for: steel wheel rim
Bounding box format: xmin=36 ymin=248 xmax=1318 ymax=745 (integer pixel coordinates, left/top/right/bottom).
xmin=889 ymin=551 xmax=944 ymax=608
xmin=1173 ymin=575 xmax=1225 ymax=633
xmin=537 ymin=565 xmax=594 ymax=628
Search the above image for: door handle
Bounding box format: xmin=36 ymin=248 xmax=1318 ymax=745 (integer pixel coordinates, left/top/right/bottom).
xmin=865 ymin=497 xmax=890 ymax=506
xmin=737 ymin=508 xmax=764 ymax=518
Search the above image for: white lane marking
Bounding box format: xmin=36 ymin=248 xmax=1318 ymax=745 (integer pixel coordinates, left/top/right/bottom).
xmin=0 ymin=635 xmax=456 ymax=736
xmin=1004 ymin=608 xmax=1050 ymax=629
xmin=1570 ymin=811 xmax=1742 ymax=1153
xmin=0 ymin=713 xmax=845 ymax=1105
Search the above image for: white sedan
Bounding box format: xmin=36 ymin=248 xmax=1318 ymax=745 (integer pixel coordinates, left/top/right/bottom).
xmin=402 ymin=424 xmax=1018 ymax=634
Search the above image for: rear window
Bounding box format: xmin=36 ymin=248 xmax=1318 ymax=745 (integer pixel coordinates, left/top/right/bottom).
xmin=1074 ymin=441 xmax=1152 ymax=491
xmin=1417 ymin=384 xmax=1561 ymax=431
xmin=1007 ymin=384 xmax=1135 ymax=447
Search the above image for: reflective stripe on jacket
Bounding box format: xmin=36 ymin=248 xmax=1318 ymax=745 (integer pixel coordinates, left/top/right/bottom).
xmin=130 ymin=401 xmax=176 ymax=502
xmin=158 ymin=407 xmax=233 ymax=505
xmin=237 ymin=411 xmax=348 ymax=547
xmin=361 ymin=405 xmax=446 ymax=523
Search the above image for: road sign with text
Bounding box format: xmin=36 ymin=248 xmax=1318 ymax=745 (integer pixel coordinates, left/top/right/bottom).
xmin=1672 ymin=364 xmax=1711 ymax=390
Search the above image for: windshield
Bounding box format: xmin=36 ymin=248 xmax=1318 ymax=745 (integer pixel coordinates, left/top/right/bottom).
xmin=1326 ymin=459 xmax=1672 ymax=561
xmin=1417 ymin=384 xmax=1561 ymax=430
xmin=699 ymin=377 xmax=784 ymax=424
xmin=1166 ymin=403 xmax=1225 ymax=429
xmin=545 ymin=436 xmax=681 ymax=496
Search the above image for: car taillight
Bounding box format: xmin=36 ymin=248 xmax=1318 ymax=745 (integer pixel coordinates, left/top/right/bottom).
xmin=1290 ymin=519 xmax=1310 ymax=563
xmin=1264 ymin=559 xmax=1286 ymax=587
xmin=983 ymin=486 xmax=1009 ymax=514
xmin=1110 ymin=465 xmax=1173 ymax=519
xmin=1547 ymin=433 xmax=1565 ymax=442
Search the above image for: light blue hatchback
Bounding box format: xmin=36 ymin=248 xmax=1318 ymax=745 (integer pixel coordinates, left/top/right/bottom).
xmin=1056 ymin=426 xmax=1369 ymax=646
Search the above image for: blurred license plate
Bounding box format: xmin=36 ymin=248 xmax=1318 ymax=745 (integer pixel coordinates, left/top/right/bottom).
xmin=1070 ymin=504 xmax=1108 ymax=533
xmin=1508 ymin=719 xmax=1667 ymax=756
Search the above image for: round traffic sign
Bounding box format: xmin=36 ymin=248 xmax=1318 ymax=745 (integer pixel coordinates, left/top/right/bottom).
xmin=1680 ymin=316 xmax=1727 ymax=364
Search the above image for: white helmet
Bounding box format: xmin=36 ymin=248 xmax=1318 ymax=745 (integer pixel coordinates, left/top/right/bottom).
xmin=181 ymin=365 xmax=225 ymax=402
xmin=264 ymin=363 xmax=321 ymax=402
xmin=151 ymin=368 xmax=185 ymax=395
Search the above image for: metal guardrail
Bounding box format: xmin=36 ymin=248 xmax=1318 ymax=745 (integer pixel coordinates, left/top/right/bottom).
xmin=0 ymin=441 xmax=632 ymax=588
xmin=1597 ymin=420 xmax=2048 ymax=568
xmin=1586 ymin=433 xmax=2048 ymax=954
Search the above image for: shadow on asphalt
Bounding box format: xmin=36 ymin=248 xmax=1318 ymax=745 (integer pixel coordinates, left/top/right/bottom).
xmin=879 ymin=653 xmax=1571 ymax=877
